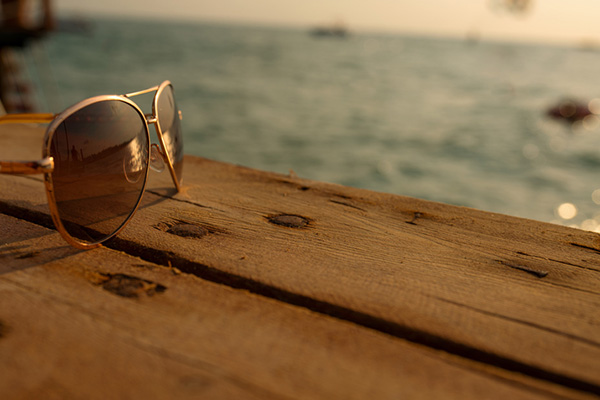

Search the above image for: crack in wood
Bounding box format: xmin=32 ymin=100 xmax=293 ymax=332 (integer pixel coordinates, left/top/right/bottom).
xmin=0 ymin=319 xmax=7 ymax=339
xmin=15 ymin=251 xmax=40 ymax=259
xmin=95 ymin=237 xmax=600 ymax=396
xmin=3 ymin=199 xmax=599 ymax=395
xmin=433 ymin=295 xmax=600 ymax=348
xmin=128 ymin=339 xmax=296 ymax=400
xmin=272 ymin=179 xmax=311 ymax=192
xmin=329 ymin=199 xmax=366 ymax=212
xmin=497 ymin=260 xmax=548 ymax=278
xmin=0 ymin=203 xmax=55 ymax=231
xmin=570 ymin=242 xmax=600 ymax=255
xmin=517 ymin=251 xmax=599 ymax=273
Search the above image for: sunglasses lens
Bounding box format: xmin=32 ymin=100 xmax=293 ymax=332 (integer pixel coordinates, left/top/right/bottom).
xmin=48 ymin=99 xmax=149 ymax=244
xmin=157 ymin=84 xmax=183 ymax=183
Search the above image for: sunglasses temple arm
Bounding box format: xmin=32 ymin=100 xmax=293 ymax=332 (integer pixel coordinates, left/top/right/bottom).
xmin=150 ymin=136 xmax=181 ymax=192
xmin=159 ymin=144 xmax=181 ymax=192
xmin=0 ymin=113 xmax=55 ymax=124
xmin=0 ymin=158 xmax=54 ymax=174
xmin=166 ymin=158 xmax=181 ymax=192
xmin=0 ymin=157 xmax=54 ymax=175
xmin=0 ymin=114 xmax=56 ymax=174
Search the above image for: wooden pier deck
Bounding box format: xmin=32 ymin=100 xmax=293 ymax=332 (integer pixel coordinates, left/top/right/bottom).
xmin=1 ymin=124 xmax=599 ymax=399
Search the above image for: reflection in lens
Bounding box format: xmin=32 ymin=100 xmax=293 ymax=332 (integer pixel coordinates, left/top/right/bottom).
xmin=48 ymin=100 xmax=149 ymax=244
xmin=157 ymin=84 xmax=184 ymax=184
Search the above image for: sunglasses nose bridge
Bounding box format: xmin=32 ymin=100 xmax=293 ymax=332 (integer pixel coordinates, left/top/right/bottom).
xmin=145 ymin=113 xmax=158 ymax=125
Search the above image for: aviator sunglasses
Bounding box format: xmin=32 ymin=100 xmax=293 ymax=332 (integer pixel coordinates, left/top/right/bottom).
xmin=0 ymin=80 xmax=183 ymax=249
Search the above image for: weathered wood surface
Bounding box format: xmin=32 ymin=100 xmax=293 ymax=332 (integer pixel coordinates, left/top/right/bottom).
xmin=1 ymin=125 xmax=599 ymax=398
xmin=2 ymin=214 xmax=586 ymax=400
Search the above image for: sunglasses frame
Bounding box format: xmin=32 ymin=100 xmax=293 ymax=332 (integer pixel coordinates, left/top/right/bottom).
xmin=0 ymin=80 xmax=182 ymax=249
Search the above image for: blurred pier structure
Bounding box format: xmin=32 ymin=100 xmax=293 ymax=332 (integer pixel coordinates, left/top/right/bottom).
xmin=0 ymin=0 xmax=54 ymax=113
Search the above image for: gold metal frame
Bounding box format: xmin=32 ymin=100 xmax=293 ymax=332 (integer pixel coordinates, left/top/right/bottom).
xmin=0 ymin=80 xmax=183 ymax=249
xmin=125 ymin=81 xmax=182 ymax=192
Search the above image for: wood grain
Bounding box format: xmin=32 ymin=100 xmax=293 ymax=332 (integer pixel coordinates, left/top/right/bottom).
xmin=1 ymin=214 xmax=583 ymax=400
xmin=126 ymin=158 xmax=600 ymax=392
xmin=1 ymin=124 xmax=599 ymax=397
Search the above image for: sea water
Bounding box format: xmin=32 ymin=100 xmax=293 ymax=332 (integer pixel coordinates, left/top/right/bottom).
xmin=31 ymin=17 xmax=600 ymax=228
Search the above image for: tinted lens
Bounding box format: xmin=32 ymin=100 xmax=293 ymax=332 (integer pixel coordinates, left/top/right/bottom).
xmin=48 ymin=99 xmax=149 ymax=244
xmin=156 ymin=84 xmax=183 ymax=183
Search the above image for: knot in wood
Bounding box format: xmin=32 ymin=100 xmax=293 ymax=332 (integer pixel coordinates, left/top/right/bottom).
xmin=99 ymin=273 xmax=167 ymax=298
xmin=268 ymin=214 xmax=309 ymax=228
xmin=167 ymin=223 xmax=208 ymax=239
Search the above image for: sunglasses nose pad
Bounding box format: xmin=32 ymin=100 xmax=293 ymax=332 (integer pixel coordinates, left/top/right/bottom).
xmin=149 ymin=143 xmax=166 ymax=173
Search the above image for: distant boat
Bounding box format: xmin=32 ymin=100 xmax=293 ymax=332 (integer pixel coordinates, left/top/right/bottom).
xmin=310 ymin=22 xmax=348 ymax=38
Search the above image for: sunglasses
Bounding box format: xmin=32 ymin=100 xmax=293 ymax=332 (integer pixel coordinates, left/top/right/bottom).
xmin=0 ymin=80 xmax=183 ymax=249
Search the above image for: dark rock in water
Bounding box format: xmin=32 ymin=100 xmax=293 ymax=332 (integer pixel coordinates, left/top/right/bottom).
xmin=547 ymin=99 xmax=593 ymax=123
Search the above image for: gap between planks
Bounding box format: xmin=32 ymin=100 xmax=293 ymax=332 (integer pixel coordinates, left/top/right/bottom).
xmin=1 ymin=200 xmax=598 ymax=397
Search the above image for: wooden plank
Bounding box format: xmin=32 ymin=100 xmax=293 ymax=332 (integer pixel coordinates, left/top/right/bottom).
xmin=1 ymin=213 xmax=583 ymax=399
xmin=100 ymin=159 xmax=600 ymax=391
xmin=1 ymin=124 xmax=599 ymax=396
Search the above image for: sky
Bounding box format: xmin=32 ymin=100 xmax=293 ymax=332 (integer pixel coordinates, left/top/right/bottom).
xmin=53 ymin=0 xmax=600 ymax=45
